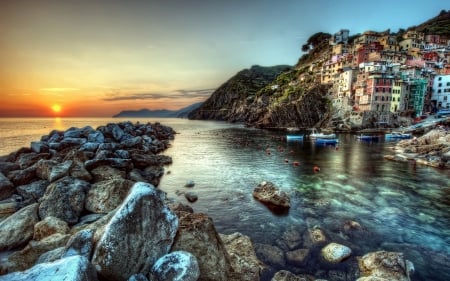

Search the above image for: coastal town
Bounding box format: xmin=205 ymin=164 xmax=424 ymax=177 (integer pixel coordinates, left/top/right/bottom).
xmin=298 ymin=20 xmax=450 ymax=127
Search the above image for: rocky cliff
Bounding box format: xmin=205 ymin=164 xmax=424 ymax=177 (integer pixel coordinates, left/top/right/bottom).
xmin=189 ymin=64 xmax=332 ymax=129
xmin=188 ymin=65 xmax=292 ymax=123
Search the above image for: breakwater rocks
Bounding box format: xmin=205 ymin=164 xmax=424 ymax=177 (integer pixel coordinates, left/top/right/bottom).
xmin=384 ymin=128 xmax=450 ymax=168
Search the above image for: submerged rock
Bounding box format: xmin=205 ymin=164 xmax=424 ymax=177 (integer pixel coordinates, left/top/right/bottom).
xmin=252 ymin=181 xmax=290 ymax=213
xmin=321 ymin=242 xmax=352 ymax=263
xmin=357 ymin=251 xmax=414 ymax=281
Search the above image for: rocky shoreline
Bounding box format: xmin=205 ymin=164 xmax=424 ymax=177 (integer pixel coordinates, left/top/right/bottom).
xmin=0 ymin=122 xmax=417 ymax=280
xmin=384 ymin=128 xmax=450 ymax=169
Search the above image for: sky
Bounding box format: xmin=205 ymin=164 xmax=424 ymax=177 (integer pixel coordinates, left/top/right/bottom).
xmin=0 ymin=0 xmax=448 ymax=117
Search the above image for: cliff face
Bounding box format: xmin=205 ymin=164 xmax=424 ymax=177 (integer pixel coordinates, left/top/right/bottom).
xmin=188 ymin=65 xmax=291 ymax=122
xmin=189 ymin=64 xmax=332 ymax=129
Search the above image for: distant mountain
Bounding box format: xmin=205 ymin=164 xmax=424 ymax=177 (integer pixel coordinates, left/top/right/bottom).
xmin=113 ymin=102 xmax=203 ymax=118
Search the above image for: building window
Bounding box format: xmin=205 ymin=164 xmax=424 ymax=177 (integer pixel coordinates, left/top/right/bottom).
xmin=438 ymin=77 xmax=442 ymax=81
xmin=438 ymin=89 xmax=442 ymax=93
xmin=439 ymin=83 xmax=442 ymax=87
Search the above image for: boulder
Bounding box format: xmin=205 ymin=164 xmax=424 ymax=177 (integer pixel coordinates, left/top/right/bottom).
xmin=0 ymin=255 xmax=98 ymax=281
xmin=0 ymin=203 xmax=39 ymax=251
xmin=30 ymin=141 xmax=49 ymax=153
xmin=303 ymin=227 xmax=328 ymax=248
xmin=252 ymin=181 xmax=290 ymax=213
xmin=220 ymin=232 xmax=265 ymax=281
xmin=70 ymin=160 xmax=92 ymax=182
xmin=34 ymin=216 xmax=70 ymax=241
xmin=38 ymin=176 xmax=90 ymax=225
xmin=62 ymin=229 xmax=94 ymax=259
xmin=85 ymin=178 xmax=134 ymax=214
xmin=255 ymin=243 xmax=285 ymax=268
xmin=49 ymin=160 xmax=73 ymax=182
xmin=7 ymin=166 xmax=37 ymax=186
xmin=36 ymin=159 xmax=59 ymax=180
xmin=0 ymin=172 xmax=15 ymax=200
xmin=128 ymin=274 xmax=149 ymax=281
xmin=90 ymin=165 xmax=126 ymax=181
xmin=91 ymin=182 xmax=178 ymax=281
xmin=88 ymin=131 xmax=105 ymax=143
xmin=357 ymin=251 xmax=414 ymax=281
xmin=321 ymin=242 xmax=352 ymax=263
xmin=16 ymin=180 xmax=49 ymax=205
xmin=171 ymin=212 xmax=233 ymax=281
xmin=7 ymin=233 xmax=71 ymax=272
xmin=286 ymin=248 xmax=310 ymax=267
xmin=17 ymin=152 xmax=50 ymax=169
xmin=150 ymin=251 xmax=200 ymax=281
xmin=271 ymin=270 xmax=307 ymax=281
xmin=184 ymin=192 xmax=198 ymax=203
xmin=0 ymin=162 xmax=19 ymax=175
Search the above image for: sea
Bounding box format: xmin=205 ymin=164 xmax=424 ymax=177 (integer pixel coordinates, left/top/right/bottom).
xmin=1 ymin=117 xmax=449 ymax=281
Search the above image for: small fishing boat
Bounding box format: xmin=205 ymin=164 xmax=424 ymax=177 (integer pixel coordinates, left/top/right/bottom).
xmin=308 ymin=128 xmax=336 ymax=139
xmin=286 ymin=135 xmax=304 ymax=141
xmin=314 ymin=138 xmax=339 ymax=145
xmin=356 ymin=135 xmax=380 ymax=141
xmin=385 ymin=132 xmax=412 ymax=139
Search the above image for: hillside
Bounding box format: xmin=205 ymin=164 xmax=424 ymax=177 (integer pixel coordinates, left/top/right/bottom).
xmin=413 ymin=9 xmax=450 ymax=36
xmin=113 ymin=102 xmax=202 ymax=118
xmin=188 ymin=65 xmax=292 ymax=122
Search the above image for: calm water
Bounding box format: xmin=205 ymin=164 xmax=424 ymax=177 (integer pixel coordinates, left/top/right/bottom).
xmin=1 ymin=118 xmax=449 ymax=280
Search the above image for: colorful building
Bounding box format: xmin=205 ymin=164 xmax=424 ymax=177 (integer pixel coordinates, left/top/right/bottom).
xmin=431 ymin=75 xmax=450 ymax=110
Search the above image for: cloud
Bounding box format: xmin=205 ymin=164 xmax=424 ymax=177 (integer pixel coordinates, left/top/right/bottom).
xmin=40 ymin=88 xmax=79 ymax=92
xmin=103 ymin=88 xmax=215 ymax=102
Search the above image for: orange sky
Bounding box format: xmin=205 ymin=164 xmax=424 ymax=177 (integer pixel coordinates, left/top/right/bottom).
xmin=1 ymin=1 xmax=447 ymax=117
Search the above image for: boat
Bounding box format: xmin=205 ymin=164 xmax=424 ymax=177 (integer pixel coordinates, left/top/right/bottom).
xmin=385 ymin=132 xmax=412 ymax=139
xmin=356 ymin=135 xmax=380 ymax=141
xmin=286 ymin=134 xmax=304 ymax=141
xmin=308 ymin=128 xmax=336 ymax=139
xmin=314 ymin=138 xmax=339 ymax=145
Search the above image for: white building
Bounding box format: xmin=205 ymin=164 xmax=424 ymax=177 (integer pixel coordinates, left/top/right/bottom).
xmin=431 ymin=75 xmax=450 ymax=110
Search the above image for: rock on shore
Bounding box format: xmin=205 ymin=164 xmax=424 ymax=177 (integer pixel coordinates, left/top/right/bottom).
xmin=0 ymin=121 xmax=265 ymax=281
xmin=384 ymin=128 xmax=450 ymax=168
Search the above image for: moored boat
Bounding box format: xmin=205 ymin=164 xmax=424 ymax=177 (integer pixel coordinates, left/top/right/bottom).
xmin=356 ymin=135 xmax=380 ymax=141
xmin=314 ymin=138 xmax=339 ymax=145
xmin=286 ymin=134 xmax=304 ymax=141
xmin=385 ymin=132 xmax=412 ymax=139
xmin=308 ymin=128 xmax=336 ymax=139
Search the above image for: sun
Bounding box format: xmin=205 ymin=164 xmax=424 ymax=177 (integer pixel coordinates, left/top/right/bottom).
xmin=51 ymin=104 xmax=62 ymax=113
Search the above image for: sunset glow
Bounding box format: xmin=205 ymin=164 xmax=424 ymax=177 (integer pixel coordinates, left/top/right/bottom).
xmin=0 ymin=1 xmax=447 ymax=117
xmin=51 ymin=104 xmax=61 ymax=113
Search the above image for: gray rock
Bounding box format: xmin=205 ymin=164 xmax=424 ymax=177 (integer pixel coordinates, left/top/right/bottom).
xmin=271 ymin=270 xmax=305 ymax=281
xmin=36 ymin=246 xmax=65 ymax=264
xmin=17 ymin=152 xmax=49 ymax=169
xmin=150 ymin=251 xmax=200 ymax=281
xmin=0 ymin=162 xmax=20 ymax=175
xmin=184 ymin=192 xmax=198 ymax=203
xmin=221 ymin=232 xmax=264 ymax=281
xmin=49 ymin=160 xmax=73 ymax=182
xmin=16 ymin=180 xmax=49 ymax=204
xmin=0 ymin=255 xmax=98 ymax=281
xmin=128 ymin=274 xmax=149 ymax=281
xmin=85 ymin=178 xmax=134 ymax=214
xmin=121 ymin=136 xmax=142 ymax=148
xmin=286 ymin=248 xmax=310 ymax=267
xmin=79 ymin=142 xmax=100 ymax=152
xmin=34 ymin=216 xmax=70 ymax=241
xmin=88 ymin=131 xmax=105 ymax=143
xmin=90 ymin=165 xmax=125 ymax=181
xmin=109 ymin=123 xmax=125 ymax=142
xmin=7 ymin=233 xmax=71 ymax=272
xmin=30 ymin=141 xmax=49 ymax=153
xmin=255 ymin=243 xmax=285 ymax=267
xmin=91 ymin=182 xmax=178 ymax=280
xmin=253 ymin=181 xmax=290 ymax=213
xmin=70 ymin=161 xmax=92 ymax=182
xmin=7 ymin=166 xmax=37 ymax=186
xmin=171 ymin=212 xmax=232 ymax=281
xmin=0 ymin=172 xmax=15 ymax=200
xmin=98 ymin=142 xmax=118 ymax=152
xmin=38 ymin=176 xmax=90 ymax=225
xmin=63 ymin=229 xmax=94 ymax=259
xmin=64 ymin=127 xmax=82 ymax=139
xmin=84 ymin=158 xmax=133 ymax=171
xmin=115 ymin=149 xmax=130 ymax=159
xmin=60 ymin=137 xmax=87 ymax=147
xmin=321 ymin=242 xmax=351 ymax=263
xmin=357 ymin=251 xmax=413 ymax=281
xmin=0 ymin=203 xmax=39 ymax=251
xmin=36 ymin=159 xmax=58 ymax=180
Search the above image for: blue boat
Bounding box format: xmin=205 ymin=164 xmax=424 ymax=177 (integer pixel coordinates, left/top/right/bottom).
xmin=314 ymin=138 xmax=339 ymax=145
xmin=286 ymin=134 xmax=304 ymax=141
xmin=356 ymin=135 xmax=380 ymax=141
xmin=385 ymin=132 xmax=411 ymax=139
